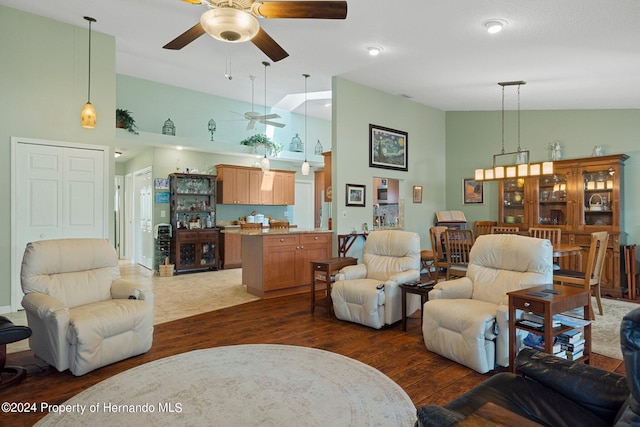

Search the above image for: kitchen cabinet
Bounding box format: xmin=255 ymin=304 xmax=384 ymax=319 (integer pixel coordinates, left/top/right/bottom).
xmin=169 ymin=173 xmax=220 ymax=273
xmin=497 ymin=154 xmax=628 ymax=297
xmin=220 ymin=229 xmax=242 ymax=269
xmin=216 ymin=164 xmax=295 ymax=205
xmin=242 ymin=231 xmax=332 ymax=298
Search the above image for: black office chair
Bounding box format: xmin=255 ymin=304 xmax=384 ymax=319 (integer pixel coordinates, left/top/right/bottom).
xmin=0 ymin=315 xmax=32 ymax=388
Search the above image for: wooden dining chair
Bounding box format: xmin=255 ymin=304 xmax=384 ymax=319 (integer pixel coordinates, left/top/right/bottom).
xmin=554 ymin=231 xmax=609 ymax=319
xmin=490 ymin=226 xmax=520 ymax=234
xmin=529 ymin=227 xmax=562 ymax=269
xmin=429 ymin=226 xmax=449 ymax=283
xmin=444 ymin=229 xmax=475 ymax=280
xmin=474 ymin=221 xmax=497 ymax=237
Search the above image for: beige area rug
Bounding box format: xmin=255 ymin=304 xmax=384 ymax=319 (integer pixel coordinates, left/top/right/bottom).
xmin=35 ymin=344 xmax=417 ymax=427
xmin=6 ymin=268 xmax=259 ymax=354
xmin=590 ymin=297 xmax=639 ymax=360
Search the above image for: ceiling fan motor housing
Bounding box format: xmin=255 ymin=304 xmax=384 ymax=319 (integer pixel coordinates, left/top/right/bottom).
xmin=200 ymin=8 xmax=260 ymax=42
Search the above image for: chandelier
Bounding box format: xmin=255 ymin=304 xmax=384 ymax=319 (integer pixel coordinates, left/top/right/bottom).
xmin=474 ymin=81 xmax=553 ymax=181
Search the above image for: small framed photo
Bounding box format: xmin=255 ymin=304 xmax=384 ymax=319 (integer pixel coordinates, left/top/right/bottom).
xmin=154 ymin=178 xmax=170 ymax=190
xmin=155 ymin=192 xmax=170 ymax=204
xmin=346 ymin=184 xmax=366 ymax=207
xmin=463 ymin=178 xmax=484 ymax=205
xmin=369 ymin=124 xmax=408 ymax=171
xmin=413 ymin=185 xmax=423 ymax=203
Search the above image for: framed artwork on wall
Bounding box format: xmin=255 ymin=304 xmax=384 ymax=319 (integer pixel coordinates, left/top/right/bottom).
xmin=413 ymin=185 xmax=423 ymax=203
xmin=369 ymin=124 xmax=408 ymax=171
xmin=154 ymin=178 xmax=169 ymax=190
xmin=346 ymin=184 xmax=366 ymax=207
xmin=463 ymin=178 xmax=484 ymax=204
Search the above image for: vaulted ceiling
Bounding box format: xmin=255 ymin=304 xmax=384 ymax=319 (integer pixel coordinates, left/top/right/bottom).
xmin=3 ymin=0 xmax=640 ymax=121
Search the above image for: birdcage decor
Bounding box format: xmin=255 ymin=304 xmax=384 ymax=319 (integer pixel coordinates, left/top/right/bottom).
xmin=315 ymin=139 xmax=323 ymax=155
xmin=162 ymin=118 xmax=176 ymax=136
xmin=290 ymin=133 xmax=303 ymax=152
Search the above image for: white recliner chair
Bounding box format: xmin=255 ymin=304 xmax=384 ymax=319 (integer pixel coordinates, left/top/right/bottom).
xmin=332 ymin=230 xmax=421 ymax=329
xmin=422 ymin=234 xmax=552 ymax=373
xmin=21 ymin=238 xmax=154 ymax=376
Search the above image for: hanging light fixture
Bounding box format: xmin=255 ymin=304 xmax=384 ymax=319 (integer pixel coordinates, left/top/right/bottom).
xmin=80 ymin=16 xmax=97 ymax=129
xmin=260 ymin=61 xmax=271 ymax=172
xmin=301 ymin=73 xmax=310 ymax=175
xmin=474 ymin=81 xmax=553 ymax=181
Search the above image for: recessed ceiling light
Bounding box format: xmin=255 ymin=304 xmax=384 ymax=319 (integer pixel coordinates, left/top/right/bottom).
xmin=367 ymin=45 xmax=383 ymax=56
xmin=483 ymin=19 xmax=507 ymax=34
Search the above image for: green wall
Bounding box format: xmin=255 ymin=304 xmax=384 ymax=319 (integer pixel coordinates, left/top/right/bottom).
xmin=0 ymin=6 xmax=117 ymax=309
xmin=445 ymin=110 xmax=640 ymax=242
xmin=332 ymin=77 xmax=447 ymax=250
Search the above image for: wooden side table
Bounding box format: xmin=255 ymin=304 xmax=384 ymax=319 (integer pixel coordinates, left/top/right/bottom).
xmin=337 ymin=233 xmax=367 ymax=257
xmin=399 ymin=278 xmax=434 ymax=331
xmin=507 ymin=285 xmax=590 ymax=373
xmin=310 ymin=257 xmax=357 ymax=316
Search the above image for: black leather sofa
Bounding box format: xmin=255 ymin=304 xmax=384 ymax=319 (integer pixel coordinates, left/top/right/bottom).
xmin=416 ymin=307 xmax=640 ymax=427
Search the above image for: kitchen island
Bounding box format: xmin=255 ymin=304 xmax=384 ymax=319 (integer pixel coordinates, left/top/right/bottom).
xmin=235 ymin=229 xmax=333 ymax=299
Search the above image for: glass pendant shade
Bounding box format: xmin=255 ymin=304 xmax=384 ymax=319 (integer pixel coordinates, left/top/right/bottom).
xmin=260 ymin=156 xmax=270 ymax=172
xmin=200 ymin=9 xmax=259 ymax=43
xmin=81 ymin=102 xmax=96 ymax=129
xmin=301 ymin=160 xmax=310 ymax=176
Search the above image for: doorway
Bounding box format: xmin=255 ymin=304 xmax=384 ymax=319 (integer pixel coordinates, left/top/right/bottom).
xmin=132 ymin=167 xmax=153 ymax=270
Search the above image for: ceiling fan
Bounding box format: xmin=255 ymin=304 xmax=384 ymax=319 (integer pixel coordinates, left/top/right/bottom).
xmin=163 ymin=0 xmax=348 ymax=62
xmin=232 ymin=74 xmax=285 ymax=129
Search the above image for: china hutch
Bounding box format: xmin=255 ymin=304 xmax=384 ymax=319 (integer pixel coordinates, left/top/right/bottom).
xmin=498 ymin=154 xmax=628 ymax=297
xmin=169 ymin=173 xmax=220 ymax=273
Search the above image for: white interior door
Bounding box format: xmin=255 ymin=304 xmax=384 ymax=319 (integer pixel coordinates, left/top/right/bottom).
xmin=133 ymin=167 xmax=153 ymax=270
xmin=11 ymin=137 xmax=108 ymax=311
xmin=294 ymin=180 xmax=314 ymax=229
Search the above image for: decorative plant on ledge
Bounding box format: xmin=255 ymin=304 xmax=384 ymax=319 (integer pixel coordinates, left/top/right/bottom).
xmin=240 ymin=134 xmax=283 ymax=157
xmin=116 ymin=108 xmax=139 ymax=134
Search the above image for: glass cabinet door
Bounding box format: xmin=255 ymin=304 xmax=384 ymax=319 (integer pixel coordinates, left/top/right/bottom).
xmin=582 ymin=170 xmax=614 ymax=226
xmin=500 ymin=178 xmax=526 ymax=226
xmin=536 ymin=173 xmax=568 ymax=226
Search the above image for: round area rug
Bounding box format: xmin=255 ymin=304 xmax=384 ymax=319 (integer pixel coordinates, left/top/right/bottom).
xmin=36 ymin=344 xmax=416 ymax=426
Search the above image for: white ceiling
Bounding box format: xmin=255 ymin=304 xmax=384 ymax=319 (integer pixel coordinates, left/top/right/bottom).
xmin=3 ymin=0 xmax=640 ymax=121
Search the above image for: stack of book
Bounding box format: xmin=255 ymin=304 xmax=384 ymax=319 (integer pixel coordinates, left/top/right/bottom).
xmin=556 ymin=329 xmax=585 ymax=360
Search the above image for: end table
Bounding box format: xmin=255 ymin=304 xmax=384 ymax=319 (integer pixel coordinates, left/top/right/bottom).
xmin=310 ymin=257 xmax=358 ymax=316
xmin=400 ymin=278 xmax=434 ymax=331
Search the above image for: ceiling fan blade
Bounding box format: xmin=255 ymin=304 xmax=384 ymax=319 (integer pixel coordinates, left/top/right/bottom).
xmin=163 ymin=22 xmax=206 ymax=50
xmin=247 ymin=120 xmax=256 ymax=130
xmin=258 ymin=114 xmax=281 ymax=120
xmin=263 ymin=120 xmax=286 ymax=128
xmin=257 ymin=1 xmax=347 ymax=19
xmin=251 ymin=27 xmax=289 ymax=62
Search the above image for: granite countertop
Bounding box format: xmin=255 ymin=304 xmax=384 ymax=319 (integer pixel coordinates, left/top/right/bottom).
xmin=222 ymin=228 xmax=331 ymax=235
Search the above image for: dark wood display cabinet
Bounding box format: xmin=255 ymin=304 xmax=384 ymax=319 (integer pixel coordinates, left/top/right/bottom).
xmin=497 ymin=154 xmax=629 ymax=297
xmin=169 ymin=173 xmax=220 ymax=273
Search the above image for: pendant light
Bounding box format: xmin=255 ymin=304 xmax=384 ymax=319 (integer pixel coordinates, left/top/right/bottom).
xmin=80 ymin=16 xmax=97 ymax=129
xmin=301 ymin=73 xmax=310 ymax=175
xmin=260 ymin=61 xmax=271 ymax=172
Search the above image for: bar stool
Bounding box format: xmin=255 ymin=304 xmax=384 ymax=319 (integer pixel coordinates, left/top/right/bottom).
xmin=0 ymin=316 xmax=32 ymax=388
xmin=420 ymin=249 xmax=435 ymax=279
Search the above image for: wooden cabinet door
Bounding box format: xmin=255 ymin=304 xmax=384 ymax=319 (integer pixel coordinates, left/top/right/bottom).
xmin=249 ymin=169 xmax=273 ymax=205
xmin=222 ymin=232 xmax=242 ymax=269
xmin=295 ymin=234 xmax=331 ymax=285
xmin=234 ymin=167 xmax=250 ymax=204
xmin=272 ymin=172 xmax=295 ymax=205
xmin=263 ymin=235 xmax=298 ymax=290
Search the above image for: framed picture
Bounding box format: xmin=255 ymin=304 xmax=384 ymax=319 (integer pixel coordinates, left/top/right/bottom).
xmin=463 ymin=178 xmax=484 ymax=205
xmin=346 ymin=184 xmax=366 ymax=207
xmin=413 ymin=185 xmax=423 ymax=203
xmin=155 ymin=192 xmax=170 ymax=204
xmin=369 ymin=124 xmax=408 ymax=171
xmin=154 ymin=178 xmax=169 ymax=190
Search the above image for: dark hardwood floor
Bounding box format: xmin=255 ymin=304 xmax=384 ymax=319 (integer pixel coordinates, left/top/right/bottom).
xmin=2 ymin=292 xmax=626 ymax=427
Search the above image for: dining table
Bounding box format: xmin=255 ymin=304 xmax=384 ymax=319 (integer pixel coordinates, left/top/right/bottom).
xmin=552 ymin=243 xmax=583 ymax=270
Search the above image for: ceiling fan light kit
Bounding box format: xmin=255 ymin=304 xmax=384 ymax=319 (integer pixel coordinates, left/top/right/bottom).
xmin=367 ymin=45 xmax=383 ymax=56
xmin=164 ymin=1 xmax=347 ymax=62
xmin=200 ymin=8 xmax=260 ymax=42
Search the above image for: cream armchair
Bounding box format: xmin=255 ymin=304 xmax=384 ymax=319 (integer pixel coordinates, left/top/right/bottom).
xmin=422 ymin=234 xmax=552 ymax=373
xmin=21 ymin=238 xmax=154 ymax=376
xmin=332 ymin=230 xmax=421 ymax=329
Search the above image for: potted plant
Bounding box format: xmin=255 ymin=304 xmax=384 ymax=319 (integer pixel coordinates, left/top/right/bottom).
xmin=116 ymin=108 xmax=139 ymax=134
xmin=240 ymin=134 xmax=283 ymax=157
